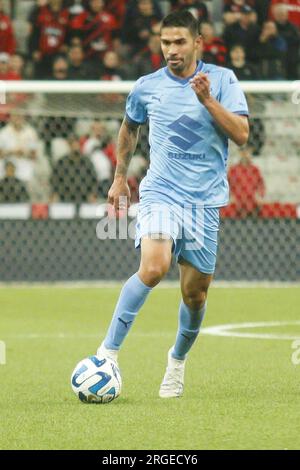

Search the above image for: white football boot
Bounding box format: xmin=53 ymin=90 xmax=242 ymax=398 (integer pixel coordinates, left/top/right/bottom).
xmin=159 ymin=347 xmax=186 ymax=398
xmin=97 ymin=342 xmax=119 ymax=365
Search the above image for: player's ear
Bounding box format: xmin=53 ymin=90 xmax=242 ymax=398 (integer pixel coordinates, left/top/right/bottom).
xmin=195 ymin=34 xmax=203 ymax=46
xmin=195 ymin=35 xmax=203 ymax=53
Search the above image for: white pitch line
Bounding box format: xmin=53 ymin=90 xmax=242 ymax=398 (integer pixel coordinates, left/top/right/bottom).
xmin=2 ymin=321 xmax=300 ymax=341
xmin=1 ymin=332 xmax=175 ymax=340
xmin=201 ymin=320 xmax=300 ymax=341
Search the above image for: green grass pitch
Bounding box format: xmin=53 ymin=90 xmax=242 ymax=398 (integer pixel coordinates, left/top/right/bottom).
xmin=0 ymin=286 xmax=299 ymax=450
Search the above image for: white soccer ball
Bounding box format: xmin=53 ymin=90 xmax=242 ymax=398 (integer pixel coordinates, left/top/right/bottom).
xmin=71 ymin=355 xmax=122 ymax=404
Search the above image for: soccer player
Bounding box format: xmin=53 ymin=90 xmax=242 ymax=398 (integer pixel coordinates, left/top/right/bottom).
xmin=97 ymin=10 xmax=249 ymax=398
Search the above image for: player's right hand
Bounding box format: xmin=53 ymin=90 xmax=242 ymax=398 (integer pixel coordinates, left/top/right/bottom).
xmin=107 ymin=177 xmax=131 ymax=214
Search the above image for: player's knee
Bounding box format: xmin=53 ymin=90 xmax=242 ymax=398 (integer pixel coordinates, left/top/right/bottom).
xmin=182 ymin=288 xmax=207 ymax=311
xmin=139 ymin=262 xmax=169 ymax=287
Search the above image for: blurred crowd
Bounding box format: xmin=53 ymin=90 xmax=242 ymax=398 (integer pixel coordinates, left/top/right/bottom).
xmin=0 ymin=107 xmax=278 ymax=219
xmin=0 ymin=111 xmax=148 ymax=204
xmin=0 ymin=108 xmax=269 ymax=217
xmin=0 ymin=0 xmax=299 ymax=81
xmin=0 ymin=0 xmax=299 ymax=214
xmin=3 ymin=108 xmax=292 ymax=219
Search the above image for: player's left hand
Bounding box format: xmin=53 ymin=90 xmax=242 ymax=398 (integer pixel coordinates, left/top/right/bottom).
xmin=190 ymin=72 xmax=211 ymax=105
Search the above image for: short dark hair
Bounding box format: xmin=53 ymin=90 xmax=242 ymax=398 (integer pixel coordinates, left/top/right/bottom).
xmin=161 ymin=10 xmax=199 ymax=37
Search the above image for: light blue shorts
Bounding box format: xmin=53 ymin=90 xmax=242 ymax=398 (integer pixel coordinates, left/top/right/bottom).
xmin=135 ymin=191 xmax=220 ymax=274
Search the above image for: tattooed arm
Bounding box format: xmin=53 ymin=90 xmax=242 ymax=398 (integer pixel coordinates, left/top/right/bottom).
xmin=108 ymin=117 xmax=140 ymax=210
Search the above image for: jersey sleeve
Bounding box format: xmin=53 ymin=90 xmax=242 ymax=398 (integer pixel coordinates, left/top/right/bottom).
xmin=220 ymin=69 xmax=249 ymax=116
xmin=125 ymin=77 xmax=148 ymax=125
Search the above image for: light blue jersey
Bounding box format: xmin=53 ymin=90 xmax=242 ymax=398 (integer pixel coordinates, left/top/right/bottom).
xmin=126 ymin=61 xmax=249 ymax=207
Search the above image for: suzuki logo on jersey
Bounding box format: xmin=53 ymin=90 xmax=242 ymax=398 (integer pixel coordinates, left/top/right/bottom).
xmin=168 ymin=115 xmax=203 ymax=151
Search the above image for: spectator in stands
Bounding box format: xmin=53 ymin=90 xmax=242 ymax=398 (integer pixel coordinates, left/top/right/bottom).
xmin=228 ymin=146 xmax=265 ymax=218
xmin=68 ymin=44 xmax=91 ymax=79
xmin=122 ymin=0 xmax=163 ymax=54
xmin=223 ymin=5 xmax=261 ymax=63
xmin=0 ymin=0 xmax=16 ymax=55
xmin=81 ymin=118 xmax=143 ymax=200
xmin=0 ymin=52 xmax=26 ymax=81
xmin=82 ymin=120 xmax=113 ymax=198
xmin=51 ymin=135 xmax=98 ymax=203
xmin=272 ymin=3 xmax=300 ymax=79
xmin=76 ymin=0 xmax=118 ymax=66
xmin=123 ymin=0 xmax=163 ymax=28
xmin=132 ymin=0 xmax=163 ymax=14
xmin=151 ymin=21 xmax=163 ymax=34
xmin=0 ymin=53 xmax=19 ymax=80
xmin=223 ymin=0 xmax=257 ymax=25
xmin=93 ymin=50 xmax=128 ymax=104
xmin=98 ymin=50 xmax=127 ymax=80
xmin=0 ymin=112 xmax=39 ymax=184
xmin=28 ymin=0 xmax=69 ymax=78
xmin=258 ymin=20 xmax=287 ymax=78
xmin=0 ymin=56 xmax=29 ymax=126
xmin=104 ymin=0 xmax=127 ymax=30
xmin=171 ymin=0 xmax=209 ymax=22
xmin=227 ymin=44 xmax=258 ymax=79
xmin=69 ymin=36 xmax=82 ymax=47
xmin=9 ymin=53 xmax=26 ymax=80
xmin=251 ymin=0 xmax=272 ymax=25
xmin=0 ymin=160 xmax=29 ymax=203
xmin=133 ymin=32 xmax=164 ymax=76
xmin=66 ymin=0 xmax=86 ymax=37
xmin=200 ymin=22 xmax=227 ymax=66
xmin=269 ymin=0 xmax=300 ymax=29
xmin=50 ymin=56 xmax=69 ymax=79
